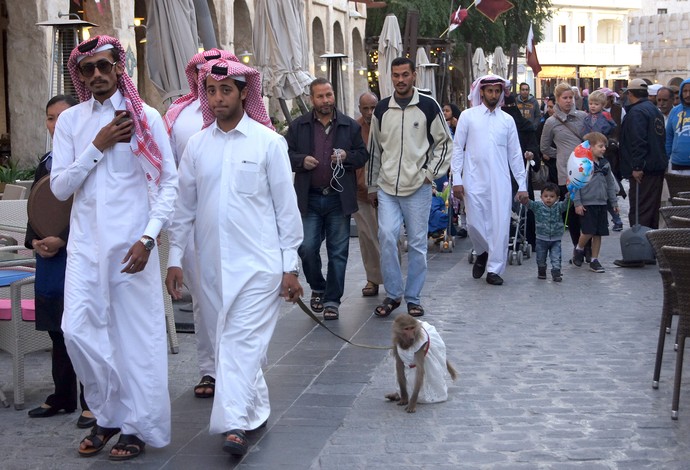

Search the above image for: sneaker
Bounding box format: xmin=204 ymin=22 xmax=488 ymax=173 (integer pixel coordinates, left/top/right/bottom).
xmin=552 ymin=270 xmax=562 ymax=282
xmin=572 ymin=248 xmax=585 ymax=267
xmin=538 ymin=266 xmax=547 ymax=280
xmin=589 ymin=259 xmax=605 ymax=273
xmin=612 ymin=222 xmax=623 ymax=231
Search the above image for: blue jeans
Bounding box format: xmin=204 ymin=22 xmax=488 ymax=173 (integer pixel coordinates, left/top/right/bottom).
xmin=535 ymin=239 xmax=562 ymax=272
xmin=298 ymin=192 xmax=351 ymax=307
xmin=377 ymin=184 xmax=431 ymax=306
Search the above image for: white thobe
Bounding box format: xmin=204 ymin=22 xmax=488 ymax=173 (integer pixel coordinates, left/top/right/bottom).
xmin=451 ymin=104 xmax=526 ymax=276
xmin=50 ymin=91 xmax=178 ymax=447
xmin=168 ymin=113 xmax=302 ymax=433
xmin=167 ymin=99 xmax=215 ymax=377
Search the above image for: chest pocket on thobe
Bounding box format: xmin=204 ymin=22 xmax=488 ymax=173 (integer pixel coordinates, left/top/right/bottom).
xmin=109 ymin=142 xmax=134 ymax=174
xmin=234 ymin=160 xmax=259 ymax=195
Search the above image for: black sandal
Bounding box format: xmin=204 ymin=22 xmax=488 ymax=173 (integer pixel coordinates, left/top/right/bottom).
xmin=223 ymin=429 xmax=248 ymax=456
xmin=323 ymin=306 xmax=339 ymax=320
xmin=109 ymin=434 xmax=146 ymax=461
xmin=310 ymin=292 xmax=324 ymax=313
xmin=374 ymin=297 xmax=401 ymax=317
xmin=407 ymin=303 xmax=425 ymax=317
xmin=194 ymin=375 xmax=215 ymax=398
xmin=78 ymin=425 xmax=120 ymax=457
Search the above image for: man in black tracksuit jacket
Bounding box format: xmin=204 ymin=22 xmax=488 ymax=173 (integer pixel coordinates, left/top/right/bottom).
xmin=619 ymin=79 xmax=667 ymax=229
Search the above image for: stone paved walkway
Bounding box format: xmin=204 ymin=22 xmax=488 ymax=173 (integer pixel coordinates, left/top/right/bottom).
xmin=2 ymin=201 xmax=690 ymax=469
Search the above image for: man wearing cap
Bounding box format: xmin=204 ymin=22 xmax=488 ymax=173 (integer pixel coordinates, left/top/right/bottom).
xmin=367 ymin=57 xmax=452 ymax=316
xmin=163 ymin=48 xmax=238 ymax=401
xmin=618 ymin=78 xmax=667 ymax=230
xmin=452 ymin=74 xmax=529 ymax=286
xmin=165 ymin=58 xmax=303 ymax=456
xmin=286 ymin=78 xmax=368 ymax=321
xmin=51 ymin=35 xmax=178 ymax=460
xmin=665 ymin=78 xmax=690 ymax=176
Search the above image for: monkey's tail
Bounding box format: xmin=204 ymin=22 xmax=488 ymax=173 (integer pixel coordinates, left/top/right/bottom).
xmin=446 ymin=360 xmax=459 ymax=381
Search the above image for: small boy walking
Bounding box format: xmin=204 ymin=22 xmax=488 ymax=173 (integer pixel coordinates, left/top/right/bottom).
xmin=525 ymin=183 xmax=569 ymax=281
xmin=572 ymin=132 xmax=620 ymax=273
xmin=584 ymin=90 xmax=623 ymax=231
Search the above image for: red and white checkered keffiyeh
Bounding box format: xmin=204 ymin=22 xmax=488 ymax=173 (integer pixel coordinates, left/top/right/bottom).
xmin=163 ymin=48 xmax=239 ymax=133
xmin=68 ymin=35 xmax=163 ymax=187
xmin=197 ymin=59 xmax=274 ymax=131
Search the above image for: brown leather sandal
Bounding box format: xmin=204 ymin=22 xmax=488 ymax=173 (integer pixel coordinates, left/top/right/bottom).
xmin=361 ymin=281 xmax=379 ymax=297
xmin=374 ymin=297 xmax=401 ymax=317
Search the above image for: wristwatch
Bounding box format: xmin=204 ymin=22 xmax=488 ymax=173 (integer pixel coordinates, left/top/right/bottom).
xmin=284 ymin=267 xmax=300 ymax=277
xmin=140 ymin=236 xmax=155 ymax=251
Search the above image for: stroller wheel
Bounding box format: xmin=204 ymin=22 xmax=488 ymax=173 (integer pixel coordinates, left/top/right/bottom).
xmin=523 ymin=243 xmax=532 ymax=259
xmin=468 ymin=250 xmax=476 ymax=264
xmin=508 ymin=250 xmax=514 ymax=265
xmin=517 ymin=251 xmax=523 ymax=265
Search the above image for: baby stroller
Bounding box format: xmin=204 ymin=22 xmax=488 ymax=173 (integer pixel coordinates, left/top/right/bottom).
xmin=508 ymin=160 xmax=534 ymax=265
xmin=428 ymin=181 xmax=455 ymax=252
xmin=508 ymin=199 xmax=532 ymax=265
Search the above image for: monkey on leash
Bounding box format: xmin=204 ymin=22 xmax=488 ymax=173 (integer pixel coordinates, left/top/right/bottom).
xmin=385 ymin=313 xmax=458 ymax=413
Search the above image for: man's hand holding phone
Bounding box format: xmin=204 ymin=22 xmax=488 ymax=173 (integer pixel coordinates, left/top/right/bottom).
xmin=93 ymin=110 xmax=133 ymax=152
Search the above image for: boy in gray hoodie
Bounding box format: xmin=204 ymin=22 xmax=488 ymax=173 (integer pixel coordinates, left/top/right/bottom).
xmin=572 ymin=132 xmax=619 ymax=273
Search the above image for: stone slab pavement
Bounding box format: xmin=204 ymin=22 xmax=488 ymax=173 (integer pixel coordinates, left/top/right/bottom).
xmin=2 ymin=198 xmax=690 ymax=469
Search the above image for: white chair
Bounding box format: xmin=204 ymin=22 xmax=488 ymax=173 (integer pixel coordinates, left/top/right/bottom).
xmin=2 ymin=184 xmax=27 ymax=200
xmin=0 ymin=265 xmax=50 ymax=410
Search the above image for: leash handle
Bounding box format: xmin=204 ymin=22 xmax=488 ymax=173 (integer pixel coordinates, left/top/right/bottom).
xmin=296 ymin=298 xmax=392 ymax=350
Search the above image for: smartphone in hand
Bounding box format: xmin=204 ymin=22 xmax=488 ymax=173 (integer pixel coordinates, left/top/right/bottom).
xmin=114 ymin=110 xmax=132 ymax=143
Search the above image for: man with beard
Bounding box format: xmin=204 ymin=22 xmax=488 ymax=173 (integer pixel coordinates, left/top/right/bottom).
xmin=452 ymin=75 xmax=529 ymax=286
xmin=51 ymin=35 xmax=178 ymax=460
xmin=166 ymin=58 xmax=303 ymax=456
xmin=286 ymin=78 xmax=368 ymax=320
xmin=516 ymin=82 xmax=541 ymax=128
xmin=367 ymin=57 xmax=452 ymax=317
xmin=666 ymin=78 xmax=690 ymax=175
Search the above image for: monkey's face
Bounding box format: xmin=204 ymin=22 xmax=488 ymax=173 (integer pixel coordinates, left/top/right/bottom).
xmin=399 ymin=325 xmax=417 ymax=349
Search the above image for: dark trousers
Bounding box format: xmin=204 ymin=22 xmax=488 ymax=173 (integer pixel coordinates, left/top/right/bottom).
xmin=628 ymin=174 xmax=664 ymax=229
xmin=46 ymin=330 xmax=88 ymax=411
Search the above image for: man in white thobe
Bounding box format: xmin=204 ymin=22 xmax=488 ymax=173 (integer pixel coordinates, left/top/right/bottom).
xmin=164 ymin=48 xmax=239 ymax=399
xmin=166 ymin=58 xmax=303 ymax=457
xmin=452 ymin=75 xmax=528 ymax=286
xmin=51 ymin=35 xmax=177 ymax=459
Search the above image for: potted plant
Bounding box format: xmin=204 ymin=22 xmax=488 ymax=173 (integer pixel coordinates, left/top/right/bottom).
xmin=0 ymin=160 xmax=21 ymax=193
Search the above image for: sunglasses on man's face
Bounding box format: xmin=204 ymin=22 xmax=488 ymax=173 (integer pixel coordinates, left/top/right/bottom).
xmin=79 ymin=60 xmax=118 ymax=78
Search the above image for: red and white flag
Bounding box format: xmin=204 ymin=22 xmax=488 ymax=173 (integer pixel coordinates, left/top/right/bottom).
xmin=449 ymin=6 xmax=469 ymax=32
xmin=526 ymin=24 xmax=542 ymax=77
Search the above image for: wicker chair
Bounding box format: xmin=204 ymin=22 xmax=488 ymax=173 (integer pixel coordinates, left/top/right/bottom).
xmin=669 ymin=216 xmax=690 ymax=228
xmin=0 ymin=267 xmax=51 ymax=410
xmin=660 ymin=206 xmax=690 ymax=227
xmin=646 ymin=229 xmax=690 ymax=391
xmin=665 ymin=173 xmax=690 ymax=200
xmin=662 ymin=245 xmax=690 ymax=419
xmin=671 ymin=197 xmax=690 ymax=207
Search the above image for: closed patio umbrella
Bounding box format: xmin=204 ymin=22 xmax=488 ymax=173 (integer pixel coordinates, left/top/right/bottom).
xmin=415 ymin=47 xmax=438 ymax=100
xmin=492 ymin=46 xmax=508 ymax=79
xmin=145 ymin=0 xmax=199 ymax=104
xmin=253 ymin=0 xmax=313 ymax=102
xmin=377 ymin=14 xmax=403 ymax=99
xmin=472 ymin=47 xmax=488 ymax=78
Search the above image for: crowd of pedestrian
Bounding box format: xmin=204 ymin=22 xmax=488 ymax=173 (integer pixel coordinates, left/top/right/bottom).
xmin=24 ymin=31 xmax=688 ymax=461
